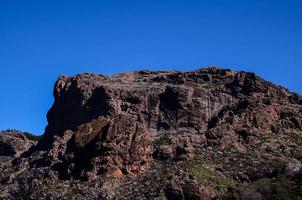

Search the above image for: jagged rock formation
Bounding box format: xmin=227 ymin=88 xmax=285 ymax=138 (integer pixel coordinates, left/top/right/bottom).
xmin=0 ymin=67 xmax=302 ymax=200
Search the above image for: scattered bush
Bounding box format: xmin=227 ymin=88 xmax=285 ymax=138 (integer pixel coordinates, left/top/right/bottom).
xmin=187 ymin=165 xmax=236 ymax=192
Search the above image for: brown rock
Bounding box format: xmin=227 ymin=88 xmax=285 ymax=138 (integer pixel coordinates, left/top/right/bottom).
xmin=0 ymin=130 xmax=35 ymax=157
xmin=25 ymin=67 xmax=302 ymax=179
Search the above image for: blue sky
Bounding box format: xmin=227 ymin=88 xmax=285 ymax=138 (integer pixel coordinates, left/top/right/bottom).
xmin=0 ymin=0 xmax=301 ymax=135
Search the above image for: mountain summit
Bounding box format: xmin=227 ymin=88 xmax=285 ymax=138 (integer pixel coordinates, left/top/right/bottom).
xmin=1 ymin=67 xmax=301 ymax=199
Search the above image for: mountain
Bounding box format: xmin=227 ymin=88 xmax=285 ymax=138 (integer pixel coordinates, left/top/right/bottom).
xmin=0 ymin=67 xmax=301 ymax=199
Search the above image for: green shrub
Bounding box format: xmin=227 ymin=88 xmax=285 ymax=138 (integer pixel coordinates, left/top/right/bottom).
xmin=187 ymin=165 xmax=236 ymax=192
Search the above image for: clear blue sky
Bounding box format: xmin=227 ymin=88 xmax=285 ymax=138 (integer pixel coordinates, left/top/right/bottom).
xmin=0 ymin=0 xmax=301 ymax=135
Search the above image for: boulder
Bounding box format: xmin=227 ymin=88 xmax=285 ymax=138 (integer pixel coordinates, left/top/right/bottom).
xmin=0 ymin=130 xmax=35 ymax=157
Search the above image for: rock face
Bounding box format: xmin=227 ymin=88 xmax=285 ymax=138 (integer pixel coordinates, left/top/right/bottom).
xmin=51 ymin=114 xmax=153 ymax=179
xmin=1 ymin=67 xmax=302 ymax=199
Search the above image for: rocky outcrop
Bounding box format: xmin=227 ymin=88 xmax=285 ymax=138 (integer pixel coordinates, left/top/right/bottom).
xmin=30 ymin=67 xmax=301 ymax=177
xmin=1 ymin=67 xmax=302 ymax=199
xmin=0 ymin=130 xmax=35 ymax=157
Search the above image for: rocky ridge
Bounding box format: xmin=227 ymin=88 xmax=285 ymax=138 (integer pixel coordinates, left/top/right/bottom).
xmin=0 ymin=67 xmax=301 ymax=199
